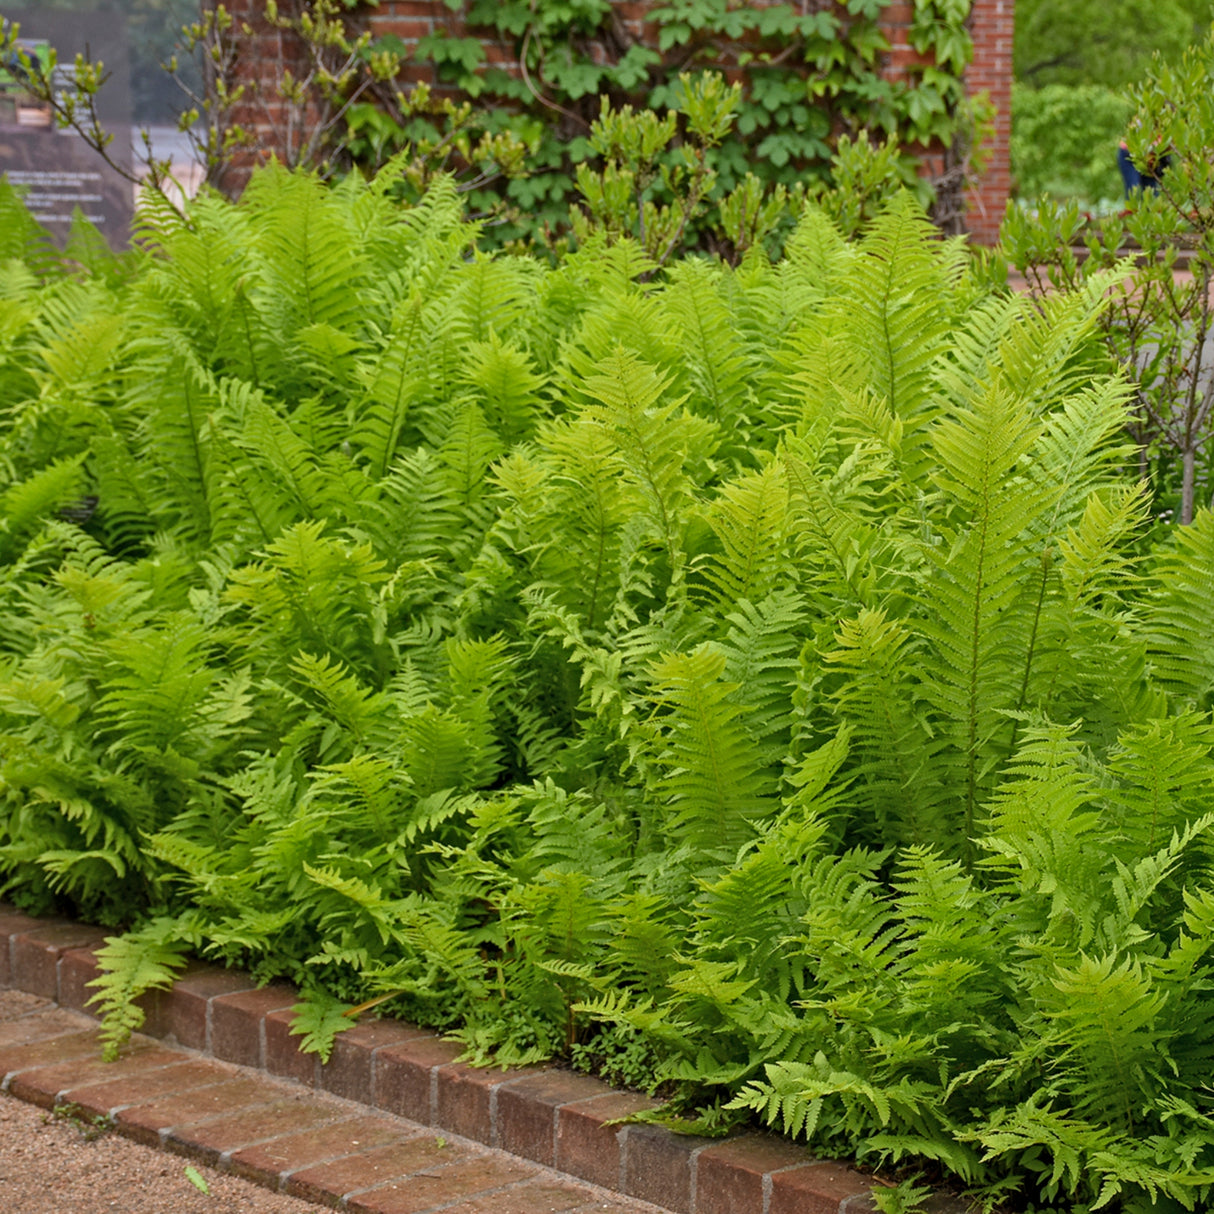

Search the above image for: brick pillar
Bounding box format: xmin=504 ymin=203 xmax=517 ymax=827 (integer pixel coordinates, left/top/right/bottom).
xmin=219 ymin=0 xmax=302 ymax=190
xmin=965 ymin=0 xmax=1014 ymax=244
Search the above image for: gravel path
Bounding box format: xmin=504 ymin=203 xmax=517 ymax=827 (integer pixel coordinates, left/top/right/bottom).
xmin=0 ymin=1088 xmax=324 ymax=1213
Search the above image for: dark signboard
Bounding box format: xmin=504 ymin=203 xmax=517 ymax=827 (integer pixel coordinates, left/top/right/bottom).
xmin=0 ymin=8 xmax=132 ymax=243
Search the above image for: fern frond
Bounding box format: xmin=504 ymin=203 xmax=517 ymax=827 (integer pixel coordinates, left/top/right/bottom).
xmin=87 ymin=919 xmax=190 ymax=1060
xmin=694 ymin=464 xmax=790 ymax=607
xmin=463 ymin=331 xmax=548 ymax=445
xmin=0 ymin=454 xmax=87 ymax=559
xmin=582 ymin=348 xmax=696 ymax=578
xmin=288 ymin=985 xmax=355 ymax=1062
xmin=663 ymin=258 xmax=754 ymax=429
xmin=647 ymin=644 xmax=777 ymax=852
xmin=1144 ymin=508 xmax=1214 ymax=704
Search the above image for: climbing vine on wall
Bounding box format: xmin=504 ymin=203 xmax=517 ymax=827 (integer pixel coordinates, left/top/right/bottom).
xmin=347 ymin=0 xmax=980 ymax=245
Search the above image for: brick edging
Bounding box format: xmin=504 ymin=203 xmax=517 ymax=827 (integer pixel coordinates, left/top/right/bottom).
xmin=0 ymin=907 xmax=970 ymax=1214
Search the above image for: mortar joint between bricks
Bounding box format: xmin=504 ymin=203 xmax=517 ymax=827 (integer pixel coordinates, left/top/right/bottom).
xmin=688 ymin=1142 xmax=711 ymax=1214
xmin=488 ymin=1081 xmax=499 ymax=1148
xmin=429 ymin=1064 xmax=439 ymax=1125
xmin=366 ymin=1042 xmax=391 ymax=1107
xmin=762 ymin=1171 xmax=773 ymax=1214
xmin=840 ymin=1195 xmax=877 ymax=1214
xmin=617 ymin=1124 xmax=631 ymax=1194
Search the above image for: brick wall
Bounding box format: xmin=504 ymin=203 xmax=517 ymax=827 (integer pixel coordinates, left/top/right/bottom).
xmin=223 ymin=0 xmax=1013 ymax=244
xmin=965 ymin=0 xmax=1014 ymax=244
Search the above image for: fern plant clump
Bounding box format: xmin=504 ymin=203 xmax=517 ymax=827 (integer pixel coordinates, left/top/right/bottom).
xmin=2 ymin=169 xmax=1214 ymax=1211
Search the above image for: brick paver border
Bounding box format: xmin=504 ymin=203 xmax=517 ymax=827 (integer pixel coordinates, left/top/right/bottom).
xmin=0 ymin=907 xmax=971 ymax=1214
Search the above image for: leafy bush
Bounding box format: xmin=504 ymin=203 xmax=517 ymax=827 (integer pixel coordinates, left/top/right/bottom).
xmin=3 ymin=172 xmax=1214 ymax=1210
xmin=1010 ymin=83 xmax=1132 ymax=204
xmin=1003 ymin=29 xmax=1214 ymax=525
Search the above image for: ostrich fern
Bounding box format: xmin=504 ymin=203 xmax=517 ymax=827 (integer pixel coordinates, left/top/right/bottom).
xmin=3 ymin=172 xmax=1214 ymax=1210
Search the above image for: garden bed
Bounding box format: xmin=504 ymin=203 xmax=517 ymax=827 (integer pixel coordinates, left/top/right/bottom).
xmin=0 ymin=906 xmax=943 ymax=1214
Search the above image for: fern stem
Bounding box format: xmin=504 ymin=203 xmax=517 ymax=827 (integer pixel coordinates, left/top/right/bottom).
xmin=963 ymin=472 xmax=994 ymax=871
xmin=238 ymin=295 xmax=261 ymax=389
xmin=1008 ymin=546 xmax=1052 ymax=759
xmin=180 ymin=367 xmax=212 ymax=539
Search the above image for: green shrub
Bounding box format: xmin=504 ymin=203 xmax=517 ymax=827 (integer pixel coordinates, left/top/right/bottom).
xmin=1011 ymin=83 xmax=1132 ymax=204
xmin=1003 ymin=30 xmax=1214 ymax=526
xmin=3 ymin=171 xmax=1214 ymax=1210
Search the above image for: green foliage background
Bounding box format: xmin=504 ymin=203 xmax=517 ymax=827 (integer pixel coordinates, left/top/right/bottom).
xmin=4 ymin=169 xmax=1214 ymax=1211
xmin=1010 ymin=84 xmax=1131 ymax=203
xmin=1011 ymin=1 xmax=1213 ymax=205
xmin=1014 ymin=0 xmax=1211 ymax=90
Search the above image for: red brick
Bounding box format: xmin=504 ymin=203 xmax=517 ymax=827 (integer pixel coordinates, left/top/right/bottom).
xmin=344 ymin=1154 xmax=536 ymax=1214
xmin=264 ymin=1007 xmax=320 ymax=1087
xmin=7 ymin=1042 xmax=183 ymax=1109
xmin=0 ymin=1029 xmax=101 ymax=1080
xmin=210 ymin=984 xmax=297 ymax=1068
xmin=320 ymin=1018 xmax=429 ymax=1103
xmin=0 ymin=1006 xmax=89 ymax=1048
xmin=0 ymin=910 xmax=50 ymax=985
xmin=372 ymin=16 xmax=431 ymax=40
xmin=440 ymin=1180 xmax=593 ymax=1213
xmin=115 ymin=1077 xmax=276 ymax=1147
xmin=623 ymin=1124 xmax=703 ymax=1214
xmin=555 ymin=1091 xmax=659 ymax=1191
xmin=0 ymin=988 xmax=52 ymax=1019
xmin=167 ymin=1096 xmax=345 ymax=1164
xmin=57 ymin=946 xmax=103 ymax=1014
xmin=159 ymin=966 xmax=258 ymax=1051
xmin=11 ymin=923 xmax=109 ymax=999
xmin=120 ymin=958 xmax=207 ymax=1040
xmin=288 ymin=1135 xmax=470 ymax=1205
xmin=373 ymin=1034 xmax=462 ymax=1123
xmin=496 ymin=1071 xmax=614 ymax=1166
xmin=435 ymin=1061 xmax=541 ymax=1146
xmin=841 ymin=1196 xmax=879 ymax=1214
xmin=770 ymin=1162 xmax=877 ymax=1214
xmin=560 ymin=1205 xmax=642 ymax=1214
xmin=376 ymin=1 xmax=437 ymax=17
xmin=64 ymin=1059 xmax=236 ymax=1119
xmin=228 ymin=1113 xmax=409 ymax=1184
xmin=696 ymin=1135 xmax=810 ymax=1214
xmin=914 ymin=1194 xmax=971 ymax=1214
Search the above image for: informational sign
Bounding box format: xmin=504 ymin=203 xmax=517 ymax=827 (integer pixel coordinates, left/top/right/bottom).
xmin=0 ymin=9 xmax=133 ymax=244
